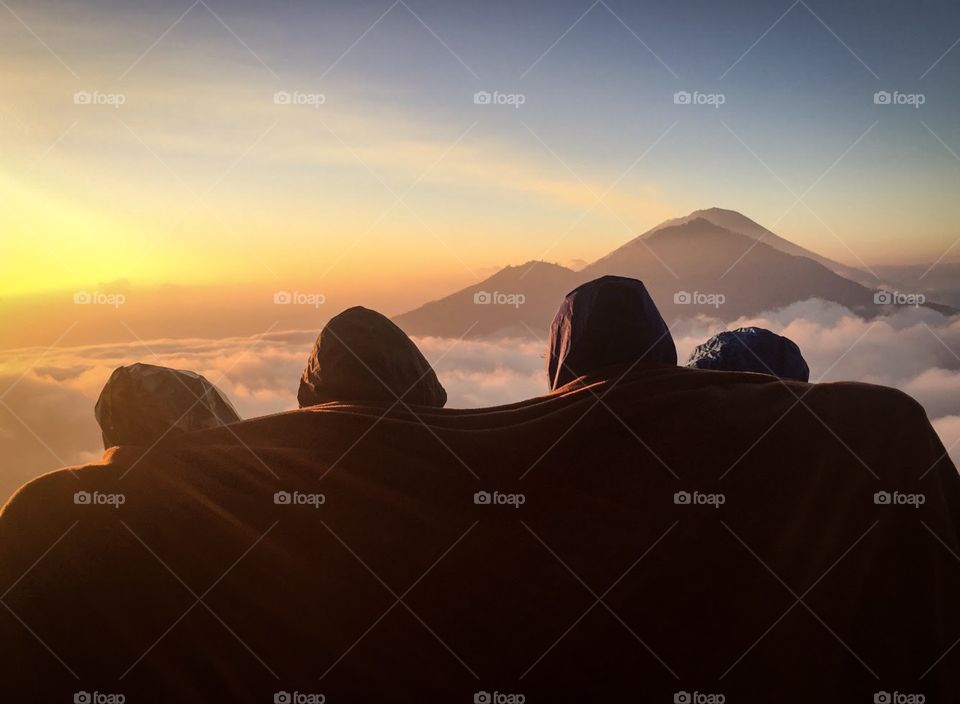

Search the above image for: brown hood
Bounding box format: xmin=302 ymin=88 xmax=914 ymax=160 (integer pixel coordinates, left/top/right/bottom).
xmin=94 ymin=362 xmax=241 ymax=448
xmin=298 ymin=306 xmax=447 ymax=408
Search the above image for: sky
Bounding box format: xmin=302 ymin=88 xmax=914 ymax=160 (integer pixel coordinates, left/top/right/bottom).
xmin=3 ymin=0 xmax=960 ymax=497
xmin=2 ymin=0 xmax=960 ymax=321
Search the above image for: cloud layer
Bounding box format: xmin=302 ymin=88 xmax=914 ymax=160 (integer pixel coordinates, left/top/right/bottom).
xmin=2 ymin=299 xmax=959 ymax=503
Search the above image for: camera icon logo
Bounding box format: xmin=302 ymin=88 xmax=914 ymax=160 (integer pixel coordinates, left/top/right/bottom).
xmin=474 ymin=692 xmax=492 ymax=704
xmin=74 ymin=491 xmax=92 ymax=505
xmin=273 ymin=291 xmax=292 ymax=304
xmin=73 ymin=91 xmax=92 ymax=105
xmin=473 ymin=91 xmax=492 ymax=105
xmin=874 ymin=692 xmax=891 ymax=704
xmin=74 ymin=291 xmax=92 ymax=304
xmin=674 ymin=291 xmax=691 ymax=304
xmin=274 ymin=91 xmax=292 ymax=105
xmin=874 ymin=91 xmax=892 ymax=105
xmin=673 ymin=91 xmax=692 ymax=105
xmin=874 ymin=491 xmax=892 ymax=505
xmin=274 ymin=491 xmax=292 ymax=505
xmin=473 ymin=290 xmax=492 ymax=305
xmin=874 ymin=291 xmax=893 ymax=305
xmin=474 ymin=491 xmax=492 ymax=505
xmin=674 ymin=692 xmax=692 ymax=704
xmin=274 ymin=692 xmax=292 ymax=704
xmin=673 ymin=491 xmax=691 ymax=505
xmin=74 ymin=692 xmax=92 ymax=704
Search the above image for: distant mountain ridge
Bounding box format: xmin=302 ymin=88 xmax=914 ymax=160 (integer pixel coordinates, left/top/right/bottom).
xmin=641 ymin=207 xmax=872 ymax=285
xmin=393 ymin=208 xmax=954 ymax=339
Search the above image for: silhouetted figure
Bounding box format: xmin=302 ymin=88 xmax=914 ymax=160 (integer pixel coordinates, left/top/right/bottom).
xmin=298 ymin=306 xmax=447 ymax=407
xmin=686 ymin=326 xmax=810 ymax=382
xmin=95 ymin=363 xmax=241 ymax=448
xmin=547 ymin=275 xmax=677 ymax=390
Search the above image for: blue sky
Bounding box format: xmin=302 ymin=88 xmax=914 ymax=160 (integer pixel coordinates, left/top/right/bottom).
xmin=2 ymin=0 xmax=960 ymax=305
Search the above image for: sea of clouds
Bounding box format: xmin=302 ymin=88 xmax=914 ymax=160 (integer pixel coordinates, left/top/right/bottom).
xmin=1 ymin=298 xmax=958 ymax=503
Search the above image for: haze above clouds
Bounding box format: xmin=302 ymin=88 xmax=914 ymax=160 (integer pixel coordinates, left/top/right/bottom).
xmin=2 ymin=298 xmax=958 ymax=503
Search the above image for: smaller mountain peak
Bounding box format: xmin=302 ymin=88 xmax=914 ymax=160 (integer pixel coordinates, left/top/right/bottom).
xmin=697 ymin=206 xmax=736 ymax=213
xmin=690 ymin=206 xmax=748 ymax=219
xmin=503 ymin=260 xmax=570 ymax=271
xmin=657 ymin=216 xmax=729 ymax=233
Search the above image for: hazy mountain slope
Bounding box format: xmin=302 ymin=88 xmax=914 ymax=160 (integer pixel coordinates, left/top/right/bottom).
xmin=392 ymin=261 xmax=580 ymax=338
xmin=395 ymin=219 xmax=881 ymax=338
xmin=645 ymin=207 xmax=872 ymax=284
xmin=394 ymin=209 xmax=954 ymax=340
xmin=874 ymin=263 xmax=960 ymax=309
xmin=580 ymin=218 xmax=880 ymax=321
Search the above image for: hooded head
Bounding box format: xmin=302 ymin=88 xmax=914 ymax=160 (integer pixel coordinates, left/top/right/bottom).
xmin=686 ymin=326 xmax=810 ymax=382
xmin=298 ymin=306 xmax=447 ymax=408
xmin=546 ymin=276 xmax=677 ymax=390
xmin=94 ymin=363 xmax=241 ymax=449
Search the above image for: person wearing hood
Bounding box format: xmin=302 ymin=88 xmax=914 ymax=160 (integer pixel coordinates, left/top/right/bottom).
xmin=95 ymin=363 xmax=242 ymax=448
xmin=686 ymin=326 xmax=810 ymax=382
xmin=546 ymin=275 xmax=677 ymax=390
xmin=298 ymin=306 xmax=447 ymax=408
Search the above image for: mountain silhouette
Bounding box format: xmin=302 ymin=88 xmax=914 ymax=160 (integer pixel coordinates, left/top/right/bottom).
xmin=394 ymin=208 xmax=937 ymax=339
xmin=647 ymin=207 xmax=872 ymax=284
xmin=395 ymin=260 xmax=581 ymax=338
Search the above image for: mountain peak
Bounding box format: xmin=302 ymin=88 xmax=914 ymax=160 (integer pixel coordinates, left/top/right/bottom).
xmin=677 ymin=215 xmax=725 ymax=227
xmin=691 ymin=207 xmax=767 ymax=229
xmin=501 ymin=260 xmax=574 ymax=272
xmin=393 ymin=205 xmax=898 ymax=339
xmin=691 ymin=206 xmax=743 ymax=217
xmin=638 ymin=207 xmax=871 ymax=284
xmin=659 ymin=207 xmax=764 ymax=234
xmin=645 ymin=216 xmax=734 ymax=239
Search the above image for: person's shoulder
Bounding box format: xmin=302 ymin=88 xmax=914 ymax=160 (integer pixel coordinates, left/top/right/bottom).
xmin=808 ymin=380 xmax=926 ymax=415
xmin=0 ymin=447 xmax=136 ymax=522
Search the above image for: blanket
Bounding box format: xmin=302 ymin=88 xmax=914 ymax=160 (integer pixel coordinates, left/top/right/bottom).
xmin=1 ymin=365 xmax=958 ymax=702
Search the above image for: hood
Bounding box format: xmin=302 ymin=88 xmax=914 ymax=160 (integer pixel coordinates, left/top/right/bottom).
xmin=298 ymin=306 xmax=447 ymax=407
xmin=547 ymin=275 xmax=677 ymax=390
xmin=94 ymin=362 xmax=241 ymax=448
xmin=686 ymin=326 xmax=810 ymax=382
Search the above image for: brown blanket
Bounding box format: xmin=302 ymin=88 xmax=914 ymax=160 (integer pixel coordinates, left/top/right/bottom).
xmin=2 ymin=365 xmax=959 ymax=702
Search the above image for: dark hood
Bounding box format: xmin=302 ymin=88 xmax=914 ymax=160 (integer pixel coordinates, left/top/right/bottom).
xmin=298 ymin=306 xmax=447 ymax=408
xmin=547 ymin=276 xmax=677 ymax=390
xmin=686 ymin=326 xmax=810 ymax=382
xmin=94 ymin=363 xmax=241 ymax=449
